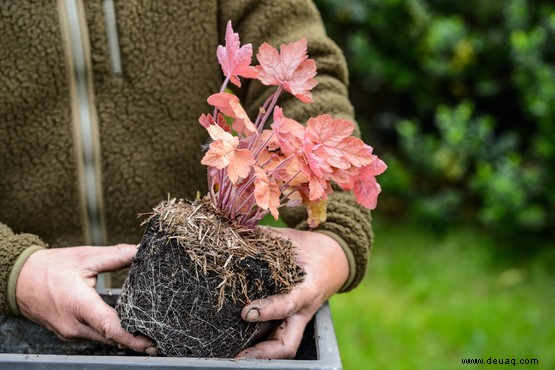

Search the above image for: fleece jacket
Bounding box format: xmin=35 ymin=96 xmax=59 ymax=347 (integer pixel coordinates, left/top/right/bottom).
xmin=0 ymin=0 xmax=373 ymax=316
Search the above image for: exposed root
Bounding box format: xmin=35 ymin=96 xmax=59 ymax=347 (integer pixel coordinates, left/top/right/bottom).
xmin=117 ymin=198 xmax=304 ymax=357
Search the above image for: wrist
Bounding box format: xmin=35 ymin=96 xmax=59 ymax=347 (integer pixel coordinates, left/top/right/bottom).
xmin=8 ymin=245 xmax=45 ymax=316
xmin=313 ymin=230 xmax=355 ymax=293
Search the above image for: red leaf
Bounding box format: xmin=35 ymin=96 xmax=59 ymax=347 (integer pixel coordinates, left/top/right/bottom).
xmin=353 ymin=156 xmax=388 ymax=209
xmin=256 ymin=39 xmax=318 ymax=102
xmin=217 ymin=21 xmax=258 ymax=87
xmin=198 ymin=113 xmax=230 ymax=132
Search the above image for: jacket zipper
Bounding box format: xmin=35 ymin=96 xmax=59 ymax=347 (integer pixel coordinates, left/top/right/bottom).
xmin=103 ymin=0 xmax=123 ymax=76
xmin=58 ymin=0 xmax=108 ymax=288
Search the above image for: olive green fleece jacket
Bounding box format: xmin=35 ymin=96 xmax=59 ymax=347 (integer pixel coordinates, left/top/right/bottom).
xmin=0 ymin=0 xmax=373 ymax=316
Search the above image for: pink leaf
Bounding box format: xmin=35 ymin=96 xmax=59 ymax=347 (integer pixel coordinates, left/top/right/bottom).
xmin=201 ymin=125 xmax=255 ymax=183
xmin=298 ymin=157 xmax=329 ymax=201
xmin=201 ymin=136 xmax=236 ymax=169
xmin=227 ymin=148 xmax=255 ymax=184
xmin=217 ymin=21 xmax=258 ymax=87
xmin=306 ymin=115 xmax=373 ymax=169
xmin=333 ymin=137 xmax=374 ymax=168
xmin=205 ymin=123 xmax=233 ymax=142
xmin=271 ymin=106 xmax=305 ymax=155
xmin=306 ymin=115 xmax=354 ymax=145
xmin=253 ymin=167 xmax=281 ymax=220
xmin=229 ymin=99 xmax=257 ymax=134
xmin=329 ymin=166 xmax=358 ymax=191
xmin=256 ymin=39 xmax=318 ymax=102
xmin=255 ymin=129 xmax=280 ymax=153
xmin=353 ymin=156 xmax=388 ymax=209
xmin=303 ymin=136 xmax=332 ymax=178
xmin=207 ymin=93 xmax=256 ymax=134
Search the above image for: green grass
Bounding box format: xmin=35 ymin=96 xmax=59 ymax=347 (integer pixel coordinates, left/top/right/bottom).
xmin=330 ymin=221 xmax=555 ymax=370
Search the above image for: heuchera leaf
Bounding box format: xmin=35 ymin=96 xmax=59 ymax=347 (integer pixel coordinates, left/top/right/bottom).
xmin=256 ymin=39 xmax=317 ymax=102
xmin=353 ymin=156 xmax=388 ymax=209
xmin=303 ymin=136 xmax=332 ymax=179
xmin=217 ymin=21 xmax=258 ymax=87
xmin=201 ymin=23 xmax=388 ymax=228
xmin=304 ymin=198 xmax=327 ymax=228
xmin=201 ymin=125 xmax=255 ymax=183
xmin=271 ymin=107 xmax=305 ymax=155
xmin=298 ymin=156 xmax=329 ymax=201
xmin=253 ymin=166 xmax=280 ymax=220
xmin=306 ymin=114 xmax=354 ymax=144
xmin=306 ymin=115 xmax=373 ymax=169
xmin=198 ymin=113 xmax=230 ymax=132
xmin=207 ymin=93 xmax=256 ymax=134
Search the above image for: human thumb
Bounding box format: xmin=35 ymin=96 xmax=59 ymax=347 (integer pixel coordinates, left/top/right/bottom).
xmin=88 ymin=243 xmax=139 ymax=274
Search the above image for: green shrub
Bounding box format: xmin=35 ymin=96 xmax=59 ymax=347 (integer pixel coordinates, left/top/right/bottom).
xmin=315 ymin=0 xmax=555 ymax=241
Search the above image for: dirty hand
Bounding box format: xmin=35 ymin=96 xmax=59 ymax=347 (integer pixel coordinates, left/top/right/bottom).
xmin=15 ymin=244 xmax=157 ymax=355
xmin=238 ymin=228 xmax=349 ymax=359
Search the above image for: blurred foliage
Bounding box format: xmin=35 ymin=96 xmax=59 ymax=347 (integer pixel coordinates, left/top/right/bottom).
xmin=314 ymin=0 xmax=555 ymax=242
xmin=331 ymin=222 xmax=555 ymax=369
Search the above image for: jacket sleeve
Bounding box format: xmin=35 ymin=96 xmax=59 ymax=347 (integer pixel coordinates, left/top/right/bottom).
xmin=218 ymin=0 xmax=372 ymax=292
xmin=0 ymin=223 xmax=47 ymax=316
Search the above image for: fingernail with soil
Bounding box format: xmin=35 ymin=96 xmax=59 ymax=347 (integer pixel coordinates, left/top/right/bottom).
xmin=246 ymin=308 xmax=260 ymax=322
xmin=145 ymin=347 xmax=158 ymax=356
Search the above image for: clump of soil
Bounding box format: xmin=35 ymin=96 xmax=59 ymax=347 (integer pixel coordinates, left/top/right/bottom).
xmin=116 ymin=198 xmax=304 ymax=357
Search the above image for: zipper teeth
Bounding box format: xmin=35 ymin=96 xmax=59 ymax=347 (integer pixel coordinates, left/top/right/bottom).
xmin=103 ymin=0 xmax=123 ymax=75
xmin=63 ymin=0 xmax=104 ymax=248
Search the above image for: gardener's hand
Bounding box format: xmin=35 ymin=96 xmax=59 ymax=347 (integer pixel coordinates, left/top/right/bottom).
xmin=238 ymin=228 xmax=349 ymax=359
xmin=15 ymin=244 xmax=158 ymax=355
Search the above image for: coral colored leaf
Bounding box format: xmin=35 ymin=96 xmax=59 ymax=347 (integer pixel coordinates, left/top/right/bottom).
xmin=353 ymin=156 xmax=388 ymax=209
xmin=329 ymin=166 xmax=359 ymax=191
xmin=201 ymin=125 xmax=255 ymax=183
xmin=304 ymin=198 xmax=327 ymax=228
xmin=273 ymin=156 xmax=307 ymax=187
xmin=256 ymin=129 xmax=280 ymax=152
xmin=253 ymin=167 xmax=281 ymax=220
xmin=207 ymin=93 xmax=256 ymax=134
xmin=229 ymin=99 xmax=257 ymax=134
xmin=306 ymin=115 xmax=354 ymax=145
xmin=227 ymin=148 xmax=255 ymax=184
xmin=333 ymin=137 xmax=374 ymax=168
xmin=199 ymin=113 xmax=230 ymax=132
xmin=303 ymin=136 xmax=332 ymax=178
xmin=201 ymin=136 xmax=236 ymax=169
xmin=256 ymin=39 xmax=318 ymax=102
xmin=271 ymin=106 xmax=305 ymax=155
xmin=217 ymin=21 xmax=258 ymax=87
xmin=205 ymin=123 xmax=234 ymax=143
xmin=298 ymin=158 xmax=328 ymax=201
xmin=306 ymin=115 xmax=373 ymax=169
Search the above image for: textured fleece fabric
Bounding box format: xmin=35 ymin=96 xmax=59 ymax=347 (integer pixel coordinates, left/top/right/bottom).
xmin=0 ymin=0 xmax=372 ymax=316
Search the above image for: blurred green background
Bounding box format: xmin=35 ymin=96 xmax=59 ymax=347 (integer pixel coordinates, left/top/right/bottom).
xmin=311 ymin=0 xmax=555 ymax=368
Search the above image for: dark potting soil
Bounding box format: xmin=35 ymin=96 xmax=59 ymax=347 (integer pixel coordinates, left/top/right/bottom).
xmin=116 ymin=199 xmax=304 ymax=358
xmin=0 ymin=314 xmax=316 ymax=359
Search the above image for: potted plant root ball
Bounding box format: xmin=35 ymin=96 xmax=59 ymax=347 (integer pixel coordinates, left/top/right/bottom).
xmin=116 ymin=21 xmax=387 ymax=358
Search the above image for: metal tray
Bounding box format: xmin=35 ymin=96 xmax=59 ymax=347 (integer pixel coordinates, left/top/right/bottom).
xmin=0 ymin=290 xmax=342 ymax=369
